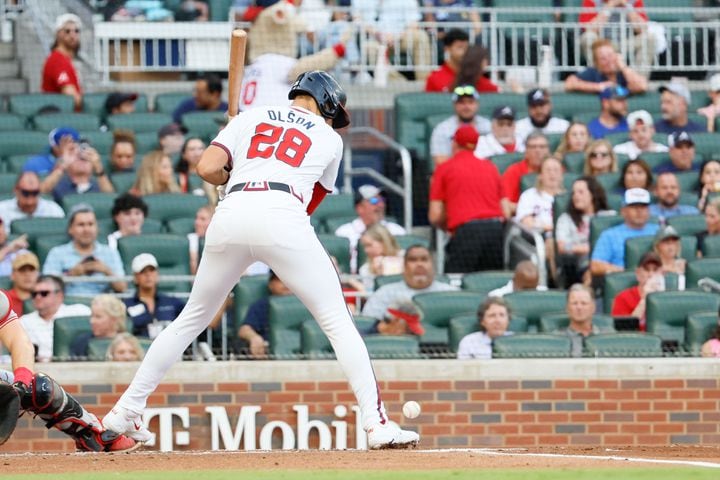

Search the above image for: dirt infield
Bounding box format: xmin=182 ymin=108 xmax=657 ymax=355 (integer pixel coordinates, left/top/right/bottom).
xmin=2 ymin=446 xmax=719 ymax=474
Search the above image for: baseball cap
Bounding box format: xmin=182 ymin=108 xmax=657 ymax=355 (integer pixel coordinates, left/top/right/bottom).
xmin=668 ymin=130 xmax=694 ymax=148
xmin=659 ymin=82 xmax=691 ymax=105
xmin=105 ymin=92 xmax=138 ymax=113
xmin=599 ymin=85 xmax=629 ymax=100
xmin=12 ymin=252 xmax=39 ymax=271
xmin=492 ymin=105 xmax=515 ymax=121
xmin=654 ymin=225 xmax=680 ymax=245
xmin=453 ymin=124 xmax=479 ymax=150
xmin=49 ymin=126 xmax=80 ymax=148
xmin=527 ymin=88 xmax=550 ymax=106
xmin=157 ymin=123 xmax=186 ymax=140
xmin=354 ymin=184 xmax=384 ymax=205
xmin=451 ymin=85 xmax=479 ymax=103
xmin=54 ymin=13 xmax=82 ymax=33
xmin=386 ymin=302 xmax=425 ymax=336
xmin=623 ymin=188 xmax=651 ymax=206
xmin=627 ymin=110 xmax=654 ymax=127
xmin=638 ymin=251 xmax=662 ymax=269
xmin=131 ymin=253 xmax=159 ymax=274
xmin=710 ymin=73 xmax=720 ymax=93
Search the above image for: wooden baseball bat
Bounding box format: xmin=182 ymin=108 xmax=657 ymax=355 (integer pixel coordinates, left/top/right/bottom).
xmin=227 ymin=29 xmax=247 ymax=118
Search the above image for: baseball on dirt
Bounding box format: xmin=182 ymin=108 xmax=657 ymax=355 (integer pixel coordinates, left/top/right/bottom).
xmin=402 ymin=401 xmax=421 ymax=419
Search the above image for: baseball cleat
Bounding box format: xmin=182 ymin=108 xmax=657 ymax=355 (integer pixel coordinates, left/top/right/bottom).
xmin=367 ymin=422 xmax=420 ymax=450
xmin=74 ymin=429 xmax=140 ymax=453
xmin=102 ymin=406 xmax=155 ymax=444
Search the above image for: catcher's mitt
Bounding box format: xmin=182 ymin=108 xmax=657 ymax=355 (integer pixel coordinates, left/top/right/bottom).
xmin=0 ymin=382 xmax=20 ymax=445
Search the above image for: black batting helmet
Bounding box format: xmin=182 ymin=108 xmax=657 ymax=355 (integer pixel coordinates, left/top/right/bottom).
xmin=288 ymin=70 xmax=350 ymax=129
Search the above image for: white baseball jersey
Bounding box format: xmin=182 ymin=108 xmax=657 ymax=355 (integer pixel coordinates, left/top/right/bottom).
xmin=239 ymin=54 xmax=296 ymax=112
xmin=212 ymin=105 xmax=343 ymax=204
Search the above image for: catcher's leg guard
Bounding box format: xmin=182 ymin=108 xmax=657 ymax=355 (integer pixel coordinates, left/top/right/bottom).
xmin=20 ymin=372 xmax=128 ymax=452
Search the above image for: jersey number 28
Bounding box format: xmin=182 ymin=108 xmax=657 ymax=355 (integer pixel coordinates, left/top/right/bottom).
xmin=247 ymin=122 xmax=312 ymax=167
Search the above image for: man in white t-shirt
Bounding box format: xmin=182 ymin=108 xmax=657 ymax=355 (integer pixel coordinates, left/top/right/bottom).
xmin=515 ymin=89 xmax=570 ymax=141
xmin=613 ymin=110 xmax=668 ymax=160
xmin=474 ymin=106 xmax=526 ymax=159
xmin=488 ymin=260 xmax=545 ymax=297
xmin=0 ymin=172 xmax=64 ymax=234
xmin=19 ymin=274 xmax=91 ymax=362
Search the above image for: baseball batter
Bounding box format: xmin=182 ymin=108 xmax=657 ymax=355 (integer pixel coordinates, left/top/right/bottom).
xmin=0 ymin=290 xmax=136 ymax=452
xmin=103 ymin=71 xmax=419 ymax=450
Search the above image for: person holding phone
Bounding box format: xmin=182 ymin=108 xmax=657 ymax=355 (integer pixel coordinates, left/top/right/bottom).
xmin=611 ymin=252 xmax=665 ymax=330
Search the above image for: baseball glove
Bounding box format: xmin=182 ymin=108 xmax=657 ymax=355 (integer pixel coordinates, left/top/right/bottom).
xmin=0 ymin=382 xmax=20 ymax=445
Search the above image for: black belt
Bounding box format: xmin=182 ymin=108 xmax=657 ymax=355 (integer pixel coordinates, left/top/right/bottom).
xmin=227 ymin=182 xmax=303 ymax=202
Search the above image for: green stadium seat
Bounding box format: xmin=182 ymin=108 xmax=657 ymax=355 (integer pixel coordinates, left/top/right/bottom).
xmin=493 ymin=334 xmax=572 ymax=358
xmin=604 ymin=132 xmax=630 ymax=146
xmin=572 ymin=112 xmax=598 ymax=125
xmin=448 ymin=313 xmax=528 ymax=353
xmin=9 ymin=94 xmax=73 ymax=119
xmin=637 ymin=152 xmax=669 ymax=171
xmin=36 ymin=234 xmax=70 ymax=265
xmin=142 ymin=218 xmax=164 ymax=234
xmin=675 ymin=171 xmax=699 ymax=194
xmin=626 ymin=92 xmax=661 ymax=114
xmin=79 ymin=131 xmax=113 ymax=156
xmin=82 ymin=93 xmax=150 ymax=119
xmin=594 ymin=172 xmax=621 ymax=194
xmin=461 ymin=270 xmax=513 ymax=295
xmin=685 ymin=312 xmax=719 ymax=355
xmin=109 ymin=172 xmax=137 ymax=194
xmin=0 ymin=173 xmax=17 ymax=193
xmin=701 ymin=235 xmax=720 ymax=258
xmin=624 ymin=235 xmax=654 ymax=269
xmin=165 ymin=217 xmax=195 ymax=235
xmin=552 ymin=94 xmax=601 ymax=121
xmin=10 ymin=217 xmax=67 ymax=249
xmin=645 ymin=291 xmax=720 ymax=343
xmin=590 ymin=214 xmax=624 ymax=250
xmin=135 ymin=132 xmax=160 ymax=154
xmin=62 ymin=192 xmax=118 ymax=219
xmin=87 ymin=338 xmax=112 ymax=361
xmin=4 ymin=155 xmax=28 ymax=174
xmin=546 ymin=133 xmax=563 ymax=152
xmin=322 ymin=215 xmax=356 ymax=235
xmin=143 ymin=193 xmax=209 ymax=223
xmin=475 ymin=93 xmax=526 ymax=116
xmin=413 ymin=291 xmax=482 ymax=345
xmin=233 ymin=274 xmax=270 ymax=325
xmin=491 ymin=152 xmax=523 ymax=174
xmin=0 ymin=113 xmax=25 ymax=131
xmin=667 ymin=214 xmax=706 ymax=236
xmin=33 ymin=113 xmax=101 ymax=133
xmin=0 ymin=131 xmax=51 ymax=156
xmin=686 ymin=258 xmax=720 ymax=288
xmin=268 ymin=295 xmax=312 ymax=357
xmin=301 ymin=319 xmax=333 ymax=359
xmin=106 ymin=113 xmax=173 ymax=134
xmin=363 ymin=335 xmax=420 ymax=359
xmin=538 ymin=312 xmax=616 ymax=334
xmin=692 ymin=133 xmax=720 ymax=160
xmin=394 ymin=93 xmax=453 ymax=161
xmin=603 ymin=271 xmax=680 ymax=315
xmin=181 ymin=111 xmax=224 ymax=141
xmin=552 ymin=192 xmax=570 ymax=223
xmin=0 ymin=276 xmax=11 ymax=290
xmin=154 ymin=92 xmax=191 ymax=114
xmin=317 ymin=234 xmax=351 ymax=273
xmin=503 ymin=290 xmax=567 ymax=331
xmin=310 ymin=193 xmax=355 ymax=229
xmin=562 ymin=152 xmax=585 ymax=174
xmin=117 ymin=234 xmax=190 ymax=291
xmin=584 ymin=333 xmax=663 ymax=357
xmin=53 ymin=315 xmax=91 ymax=360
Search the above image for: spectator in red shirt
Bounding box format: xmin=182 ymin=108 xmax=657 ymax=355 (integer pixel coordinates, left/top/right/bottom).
xmin=429 ymin=124 xmax=510 ymax=273
xmin=611 ymin=251 xmax=665 ymax=330
xmin=42 ymin=14 xmax=83 ymax=110
xmin=425 ymin=29 xmax=469 ymax=93
xmin=500 ymin=132 xmax=550 ymax=214
xmin=578 ymin=0 xmax=655 ymax=69
xmin=455 ymin=45 xmax=500 ymax=94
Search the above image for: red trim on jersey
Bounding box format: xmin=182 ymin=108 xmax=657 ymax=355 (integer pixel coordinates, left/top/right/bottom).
xmin=211 ymin=141 xmax=233 ymax=172
xmin=333 ymin=43 xmax=346 ymax=58
xmin=306 ymin=182 xmax=330 ymax=215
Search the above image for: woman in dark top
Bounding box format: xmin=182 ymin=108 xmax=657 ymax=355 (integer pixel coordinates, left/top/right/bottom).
xmin=697 ymin=196 xmax=720 ymax=254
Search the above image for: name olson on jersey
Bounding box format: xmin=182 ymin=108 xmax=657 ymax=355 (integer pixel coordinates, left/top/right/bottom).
xmin=267 ymin=110 xmax=316 ymax=130
xmin=141 ymin=404 xmax=372 ymax=451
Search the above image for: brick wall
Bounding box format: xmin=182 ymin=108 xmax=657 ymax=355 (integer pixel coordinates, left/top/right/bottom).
xmin=1 ymin=360 xmax=719 ymax=452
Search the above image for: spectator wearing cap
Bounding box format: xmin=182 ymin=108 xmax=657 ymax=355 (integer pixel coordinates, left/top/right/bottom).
xmin=429 ymin=124 xmax=509 ymax=273
xmin=123 ymin=253 xmax=185 ymax=338
xmin=3 ymin=252 xmax=40 ymax=315
xmin=500 ymin=132 xmax=550 ymax=213
xmin=237 ymin=270 xmax=291 ymax=358
xmin=172 ymin=74 xmax=228 ymax=124
xmin=654 ymin=131 xmax=700 ymax=174
xmin=0 ymin=172 xmax=64 ymax=234
xmin=697 ymin=73 xmax=720 ymax=132
xmin=655 ymin=83 xmax=706 ymax=134
xmin=105 ymin=92 xmax=138 ymax=116
xmin=0 ymin=220 xmax=29 ymax=276
xmin=157 ymin=124 xmax=186 ymax=157
xmin=515 ymin=89 xmax=570 ymax=141
xmin=23 ymin=126 xmax=81 ymax=176
xmin=653 ymin=225 xmax=686 ymax=288
xmin=588 ymin=85 xmax=629 ymax=139
xmin=429 ymin=85 xmax=491 ymax=166
xmin=362 ymin=245 xmax=458 ymax=321
xmin=564 ymin=39 xmax=648 ymax=95
xmin=457 ymin=297 xmax=513 ymax=360
xmin=43 ymin=205 xmax=126 ymax=296
xmin=474 ymin=106 xmax=525 ymax=159
xmin=364 ymin=300 xmax=425 ymax=337
xmin=649 ymin=172 xmax=699 ymax=223
xmin=424 ymin=29 xmax=470 ymax=93
xmin=41 ymin=14 xmax=83 ymax=110
xmin=335 ymin=185 xmax=406 ymax=273
xmin=613 ymin=110 xmax=668 ymax=159
xmin=611 ymin=251 xmax=665 ymax=330
xmin=591 ymin=188 xmax=659 ymax=276
xmin=107 ymin=194 xmax=148 ymax=251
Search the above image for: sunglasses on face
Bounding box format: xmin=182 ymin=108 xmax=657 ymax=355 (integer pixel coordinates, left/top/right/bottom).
xmin=64 ymin=28 xmax=80 ymax=34
xmin=368 ymin=196 xmax=384 ymax=205
xmin=590 ymin=151 xmax=610 ymax=158
xmin=19 ymin=189 xmax=40 ymax=197
xmin=31 ymin=289 xmax=58 ymax=298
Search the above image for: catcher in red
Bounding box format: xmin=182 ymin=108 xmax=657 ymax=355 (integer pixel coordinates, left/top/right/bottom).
xmin=0 ymin=290 xmax=137 ymax=452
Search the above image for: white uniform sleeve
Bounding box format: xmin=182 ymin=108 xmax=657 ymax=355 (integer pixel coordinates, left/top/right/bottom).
xmin=317 ymin=135 xmax=343 ymax=191
xmin=211 ymin=113 xmax=247 ymax=162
